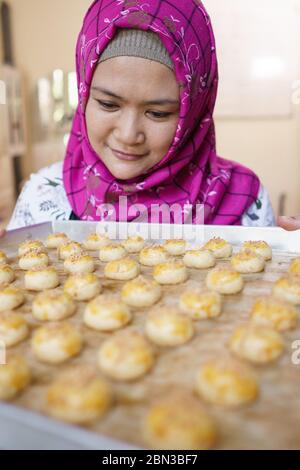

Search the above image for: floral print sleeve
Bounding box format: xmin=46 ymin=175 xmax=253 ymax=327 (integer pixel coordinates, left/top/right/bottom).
xmin=241 ymin=185 xmax=276 ymax=227
xmin=6 ymin=161 xmax=72 ymax=231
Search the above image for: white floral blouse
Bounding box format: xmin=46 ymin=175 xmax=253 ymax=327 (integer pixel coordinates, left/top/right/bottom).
xmin=7 ymin=161 xmax=276 ymax=230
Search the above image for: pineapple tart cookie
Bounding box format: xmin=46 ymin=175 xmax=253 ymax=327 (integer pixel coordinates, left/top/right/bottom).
xmin=0 ymin=265 xmax=15 ymax=285
xmin=179 ymin=289 xmax=222 ymax=320
xmin=84 ymin=295 xmax=132 ymax=331
xmin=240 ymin=240 xmax=272 ymax=261
xmin=98 ymin=330 xmax=154 ymax=381
xmin=104 ymin=257 xmax=140 ymax=281
xmin=203 ymin=237 xmax=232 ymax=259
xmin=139 ymin=245 xmax=169 ymax=267
xmin=0 ymin=355 xmax=31 ymax=400
xmin=228 ymin=324 xmax=284 ymax=364
xmin=195 ymin=358 xmax=259 ymax=407
xmin=145 ymin=307 xmax=194 ymax=347
xmin=58 ymin=241 xmax=84 ymax=260
xmin=64 ymin=252 xmax=95 ymax=274
xmin=46 ymin=365 xmax=112 ymax=424
xmin=83 ymin=232 xmax=110 ymax=250
xmin=121 ymin=275 xmax=162 ymax=308
xmin=18 ymin=240 xmax=45 ymax=257
xmin=0 ymin=250 xmax=8 ymax=265
xmin=45 ymin=232 xmax=69 ymax=249
xmin=64 ymin=273 xmax=102 ymax=301
xmin=122 ymin=235 xmax=145 ymax=253
xmin=231 ymin=250 xmax=265 ymax=274
xmin=153 ymin=261 xmax=188 ymax=285
xmin=143 ymin=389 xmax=217 ymax=450
xmin=31 ymin=322 xmax=83 ymax=364
xmin=99 ymin=243 xmax=126 ymax=262
xmin=19 ymin=249 xmax=49 ymax=271
xmin=272 ymin=275 xmax=300 ymax=305
xmin=32 ymin=290 xmax=76 ymax=322
xmin=183 ymin=248 xmax=216 ymax=269
xmin=288 ymin=258 xmax=300 ymax=276
xmin=24 ymin=266 xmax=60 ymax=291
xmin=250 ymin=297 xmax=298 ymax=331
xmin=0 ymin=312 xmax=29 ymax=347
xmin=206 ymin=268 xmax=244 ymax=295
xmin=163 ymin=239 xmax=186 ymax=256
xmin=0 ymin=286 xmax=25 ymax=311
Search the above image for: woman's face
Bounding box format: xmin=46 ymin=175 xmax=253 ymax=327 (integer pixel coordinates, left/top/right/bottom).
xmin=85 ymin=56 xmax=180 ymax=180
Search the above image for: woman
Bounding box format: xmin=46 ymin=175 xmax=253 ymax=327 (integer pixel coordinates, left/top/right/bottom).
xmin=7 ymin=0 xmax=275 ymax=230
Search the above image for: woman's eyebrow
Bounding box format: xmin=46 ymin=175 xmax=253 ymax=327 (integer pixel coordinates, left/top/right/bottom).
xmin=91 ymin=86 xmax=179 ymax=105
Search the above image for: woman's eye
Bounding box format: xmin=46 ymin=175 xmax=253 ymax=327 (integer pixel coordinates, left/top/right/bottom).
xmin=149 ymin=111 xmax=172 ymax=119
xmin=96 ymin=100 xmax=117 ymax=109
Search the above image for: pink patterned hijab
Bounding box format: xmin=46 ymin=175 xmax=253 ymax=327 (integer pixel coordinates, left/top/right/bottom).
xmin=63 ymin=0 xmax=260 ymax=225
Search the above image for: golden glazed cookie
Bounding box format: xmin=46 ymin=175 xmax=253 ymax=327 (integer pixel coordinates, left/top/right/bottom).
xmin=0 ymin=250 xmax=8 ymax=265
xmin=250 ymin=297 xmax=298 ymax=331
xmin=203 ymin=237 xmax=232 ymax=259
xmin=0 ymin=355 xmax=31 ymax=400
xmin=164 ymin=239 xmax=186 ymax=256
xmin=84 ymin=295 xmax=132 ymax=331
xmin=32 ymin=290 xmax=76 ymax=322
xmin=179 ymin=289 xmax=222 ymax=320
xmin=64 ymin=273 xmax=102 ymax=301
xmin=0 ymin=265 xmax=15 ymax=285
xmin=24 ymin=266 xmax=60 ymax=291
xmin=241 ymin=240 xmax=272 ymax=261
xmin=104 ymin=257 xmax=140 ymax=281
xmin=18 ymin=240 xmax=45 ymax=257
xmin=64 ymin=253 xmax=95 ymax=274
xmin=143 ymin=390 xmax=217 ymax=450
xmin=272 ymin=276 xmax=300 ymax=305
xmin=0 ymin=312 xmax=29 ymax=347
xmin=99 ymin=243 xmax=126 ymax=262
xmin=83 ymin=232 xmax=110 ymax=250
xmin=58 ymin=241 xmax=83 ymax=260
xmin=153 ymin=261 xmax=188 ymax=285
xmin=139 ymin=245 xmax=169 ymax=266
xmin=195 ymin=359 xmax=259 ymax=407
xmin=19 ymin=249 xmax=49 ymax=270
xmin=122 ymin=235 xmax=146 ymax=253
xmin=121 ymin=275 xmax=162 ymax=308
xmin=0 ymin=286 xmax=24 ymax=312
xmin=231 ymin=250 xmax=265 ymax=274
xmin=47 ymin=365 xmax=112 ymax=424
xmin=228 ymin=324 xmax=284 ymax=364
xmin=289 ymin=258 xmax=300 ymax=276
xmin=98 ymin=330 xmax=154 ymax=381
xmin=206 ymin=268 xmax=244 ymax=295
xmin=45 ymin=232 xmax=69 ymax=249
xmin=145 ymin=307 xmax=194 ymax=347
xmin=183 ymin=249 xmax=216 ymax=269
xmin=31 ymin=322 xmax=83 ymax=364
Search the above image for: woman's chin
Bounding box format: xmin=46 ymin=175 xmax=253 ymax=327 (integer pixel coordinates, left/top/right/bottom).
xmin=108 ymin=163 xmax=149 ymax=181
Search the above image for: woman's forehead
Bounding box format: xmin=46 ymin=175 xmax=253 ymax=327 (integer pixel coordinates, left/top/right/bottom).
xmin=91 ymin=56 xmax=180 ymax=101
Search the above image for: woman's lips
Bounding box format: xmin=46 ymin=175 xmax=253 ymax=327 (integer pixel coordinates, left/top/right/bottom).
xmin=110 ymin=148 xmax=147 ymax=162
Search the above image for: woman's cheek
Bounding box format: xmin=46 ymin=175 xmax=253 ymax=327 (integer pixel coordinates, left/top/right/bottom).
xmin=155 ymin=121 xmax=178 ymax=151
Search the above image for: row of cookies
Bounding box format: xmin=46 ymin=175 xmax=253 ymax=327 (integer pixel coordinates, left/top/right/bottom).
xmin=0 ymin=234 xmax=299 ymax=450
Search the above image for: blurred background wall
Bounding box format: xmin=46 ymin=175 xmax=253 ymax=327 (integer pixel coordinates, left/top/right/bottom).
xmin=1 ymin=0 xmax=300 ymax=226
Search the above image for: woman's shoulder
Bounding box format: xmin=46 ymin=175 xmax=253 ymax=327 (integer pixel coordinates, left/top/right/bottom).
xmin=7 ymin=161 xmax=72 ymax=230
xmin=33 ymin=160 xmax=63 ymax=179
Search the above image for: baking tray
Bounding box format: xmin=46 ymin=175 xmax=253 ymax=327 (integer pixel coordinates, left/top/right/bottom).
xmin=0 ymin=221 xmax=299 ymax=450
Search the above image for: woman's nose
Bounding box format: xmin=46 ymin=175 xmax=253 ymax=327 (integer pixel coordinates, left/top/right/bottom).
xmin=114 ymin=113 xmax=144 ymax=145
